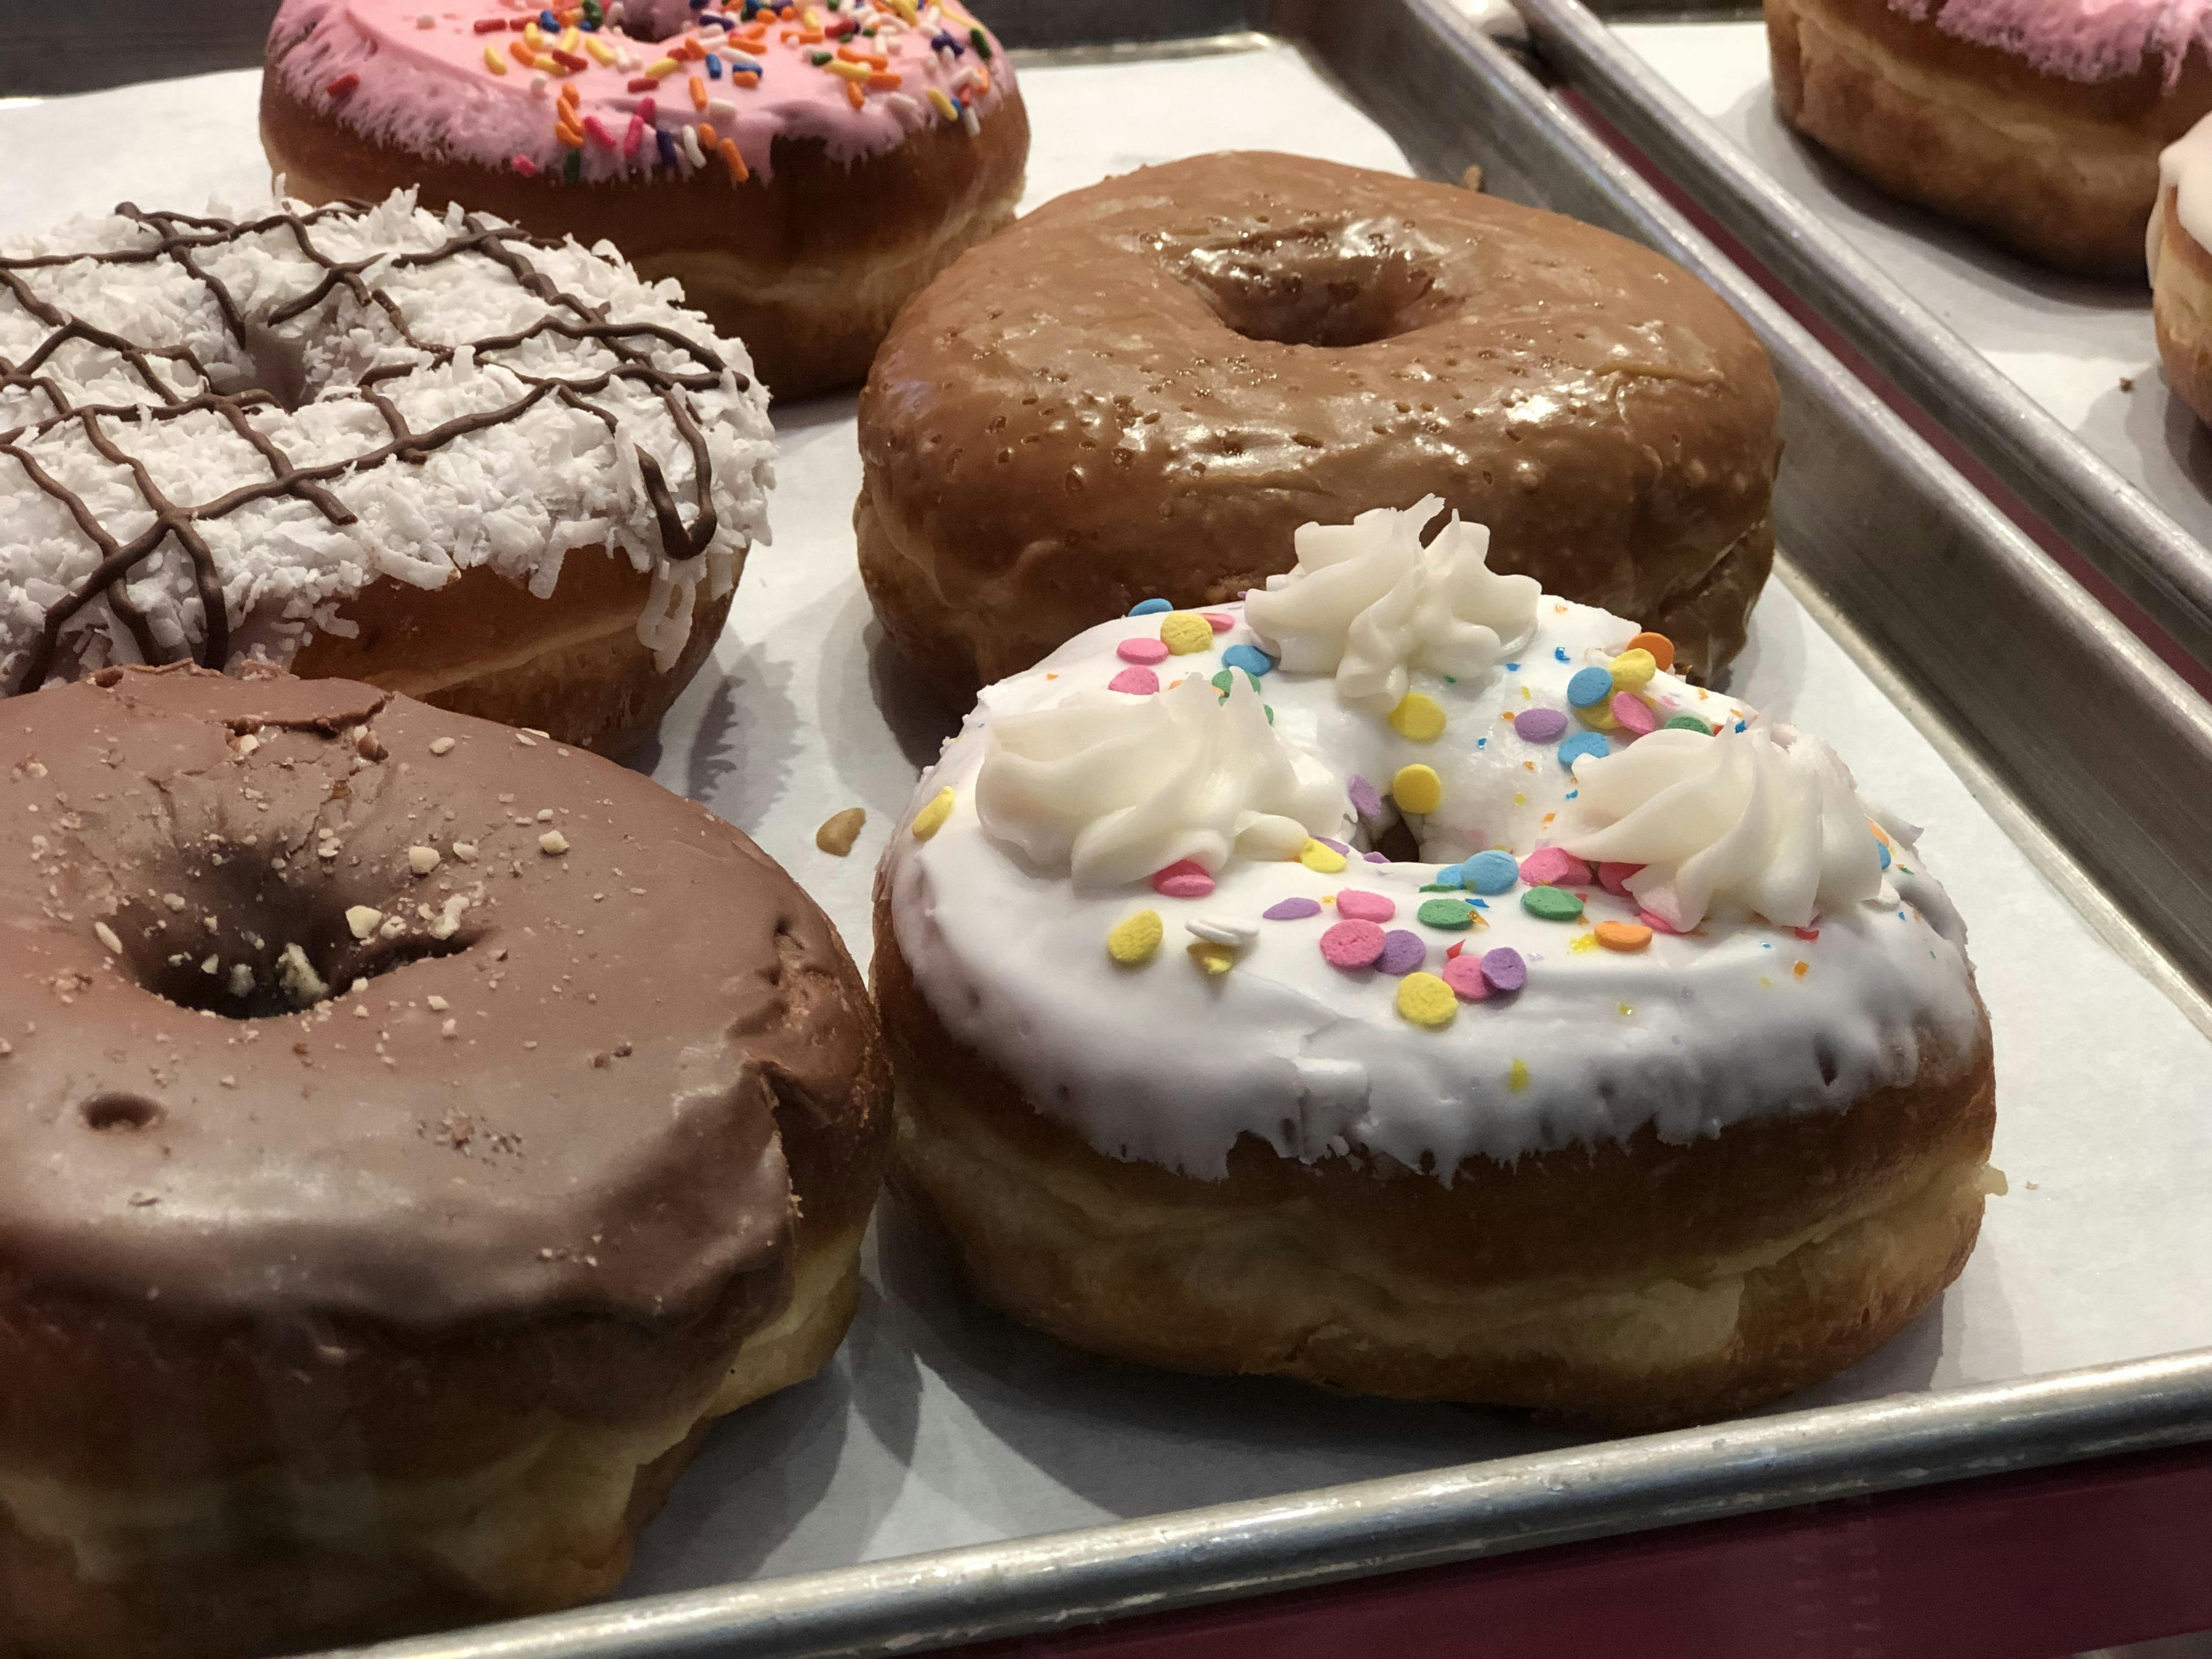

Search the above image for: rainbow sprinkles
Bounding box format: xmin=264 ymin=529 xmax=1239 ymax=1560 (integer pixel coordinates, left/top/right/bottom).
xmin=269 ymin=0 xmax=1010 ymax=188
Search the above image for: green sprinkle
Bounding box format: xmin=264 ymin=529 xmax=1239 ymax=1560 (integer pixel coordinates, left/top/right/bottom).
xmin=971 ymin=24 xmax=992 ymax=57
xmin=1662 ymin=713 xmax=1712 ymax=733
xmin=810 ymin=50 xmax=832 ymax=64
xmin=562 ymin=147 xmax=582 ymax=183
xmin=1521 ymin=885 xmax=1584 ymax=922
xmin=1417 ymin=898 xmax=1475 ymax=930
xmin=1210 ymin=668 xmax=1261 ymax=697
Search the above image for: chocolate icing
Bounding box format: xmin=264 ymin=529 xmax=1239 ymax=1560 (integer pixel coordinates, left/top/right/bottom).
xmin=0 ymin=665 xmax=877 ymax=1331
xmin=0 ymin=203 xmax=737 ymax=695
xmin=857 ymin=152 xmax=1782 ymax=693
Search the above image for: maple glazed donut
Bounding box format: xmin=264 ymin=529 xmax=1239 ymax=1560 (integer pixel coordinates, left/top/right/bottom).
xmin=0 ymin=663 xmax=887 ymax=1655
xmin=1767 ymin=0 xmax=2212 ymax=274
xmin=877 ymin=501 xmax=1997 ymax=1428
xmin=261 ymin=0 xmax=1029 ymax=399
xmin=0 ymin=191 xmax=773 ymax=755
xmin=856 ymin=151 xmax=1781 ymax=705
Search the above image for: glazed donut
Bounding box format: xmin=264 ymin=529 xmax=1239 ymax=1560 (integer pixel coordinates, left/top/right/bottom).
xmin=0 ymin=663 xmax=887 ymax=1656
xmin=877 ymin=500 xmax=1995 ymax=1428
xmin=856 ymin=151 xmax=1780 ymax=705
xmin=2151 ymin=115 xmax=2212 ymax=420
xmin=1767 ymin=0 xmax=2212 ymax=274
xmin=262 ymin=0 xmax=1029 ymax=399
xmin=0 ymin=191 xmax=773 ymax=756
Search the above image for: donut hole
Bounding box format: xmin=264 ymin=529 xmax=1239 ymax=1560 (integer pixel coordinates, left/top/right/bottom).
xmin=81 ymin=1093 xmax=162 ymax=1133
xmin=201 ymin=315 xmax=315 ymax=413
xmin=1175 ymin=231 xmax=1448 ymax=349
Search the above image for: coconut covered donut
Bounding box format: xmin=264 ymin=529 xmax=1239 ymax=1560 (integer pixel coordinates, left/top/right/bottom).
xmin=1767 ymin=0 xmax=2212 ymax=273
xmin=0 ymin=663 xmax=887 ymax=1656
xmin=262 ymin=0 xmax=1029 ymax=399
xmin=857 ymin=151 xmax=1781 ymax=704
xmin=0 ymin=191 xmax=773 ymax=755
xmin=877 ymin=500 xmax=1996 ymax=1428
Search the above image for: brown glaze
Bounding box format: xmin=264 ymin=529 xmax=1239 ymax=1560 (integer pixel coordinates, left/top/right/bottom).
xmin=856 ymin=151 xmax=1782 ymax=699
xmin=0 ymin=664 xmax=885 ymax=1341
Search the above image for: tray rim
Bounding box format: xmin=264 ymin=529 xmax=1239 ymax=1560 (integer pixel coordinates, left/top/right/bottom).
xmin=297 ymin=5 xmax=2212 ymax=1654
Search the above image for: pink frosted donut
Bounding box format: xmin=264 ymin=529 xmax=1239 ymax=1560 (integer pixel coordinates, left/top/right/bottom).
xmin=1767 ymin=0 xmax=2212 ymax=273
xmin=262 ymin=0 xmax=1029 ymax=397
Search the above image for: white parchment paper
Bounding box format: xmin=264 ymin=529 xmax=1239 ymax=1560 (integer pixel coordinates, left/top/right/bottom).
xmin=0 ymin=40 xmax=2207 ymax=1604
xmin=1611 ymin=20 xmax=2212 ymax=552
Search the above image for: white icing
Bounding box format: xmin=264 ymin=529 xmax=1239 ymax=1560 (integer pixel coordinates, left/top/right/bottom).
xmin=2153 ymin=114 xmax=2212 ymax=274
xmin=975 ymin=674 xmax=1343 ymax=890
xmin=1244 ymin=496 xmax=1539 ymax=710
xmin=1559 ymin=724 xmax=1888 ymax=932
xmin=0 ymin=190 xmax=775 ymax=688
xmin=886 ymin=577 xmax=1984 ymax=1183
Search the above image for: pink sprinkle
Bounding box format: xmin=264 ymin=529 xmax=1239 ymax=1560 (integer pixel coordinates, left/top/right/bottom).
xmin=511 ymin=154 xmax=540 ymax=176
xmin=1319 ymin=919 xmax=1386 ymax=969
xmin=1334 ymin=889 xmax=1396 ymax=924
xmin=584 ymin=115 xmax=619 ymax=149
xmin=325 ymin=72 xmax=361 ymax=97
xmin=1442 ymin=955 xmax=1491 ymax=1001
xmin=1639 ymin=909 xmax=1690 ymax=936
xmin=1108 ymin=667 xmax=1159 ymax=695
xmin=1520 ymin=847 xmax=1593 ymax=889
xmin=1611 ymin=691 xmax=1657 ymax=737
xmin=1203 ymin=613 xmax=1234 ymax=633
xmin=624 ymin=115 xmax=646 ymax=155
xmin=1118 ymin=637 xmax=1169 ymax=665
xmin=1599 ymin=861 xmax=1642 ymax=897
xmin=636 ymin=95 xmax=658 ymax=122
xmin=1152 ymin=859 xmax=1215 ymax=899
xmin=1793 ymin=925 xmax=1821 ymax=941
xmin=1445 ymin=940 xmax=1465 ymax=960
xmin=1264 ymin=896 xmax=1322 ymax=921
xmin=629 ymin=75 xmax=661 ymax=92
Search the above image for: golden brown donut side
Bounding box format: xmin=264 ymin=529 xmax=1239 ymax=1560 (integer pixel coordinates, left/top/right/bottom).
xmin=874 ymin=898 xmax=1996 ymax=1431
xmin=259 ymin=74 xmax=1030 ymax=400
xmin=1767 ymin=0 xmax=2212 ymax=273
xmin=2154 ymin=189 xmax=2212 ymax=424
xmin=856 ymin=151 xmax=1781 ymax=702
xmin=0 ymin=667 xmax=890 ymax=1653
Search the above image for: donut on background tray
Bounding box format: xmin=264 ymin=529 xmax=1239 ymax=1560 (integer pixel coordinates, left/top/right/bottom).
xmin=856 ymin=151 xmax=1782 ymax=706
xmin=261 ymin=0 xmax=1029 ymax=400
xmin=877 ymin=500 xmax=1997 ymax=1430
xmin=0 ymin=663 xmax=888 ymax=1656
xmin=1766 ymin=0 xmax=2212 ymax=275
xmin=2152 ymin=114 xmax=2212 ymax=420
xmin=0 ymin=191 xmax=771 ymax=755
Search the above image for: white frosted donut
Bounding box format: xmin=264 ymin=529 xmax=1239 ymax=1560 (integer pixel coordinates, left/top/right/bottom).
xmin=0 ymin=190 xmax=773 ymax=753
xmin=877 ymin=500 xmax=1997 ymax=1427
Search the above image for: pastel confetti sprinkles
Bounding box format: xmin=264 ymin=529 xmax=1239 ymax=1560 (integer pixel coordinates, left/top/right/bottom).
xmin=1462 ymin=850 xmax=1520 ymax=895
xmin=1416 ymin=898 xmax=1476 ymax=930
xmin=1610 ymin=691 xmax=1657 ymax=737
xmin=1300 ymin=838 xmax=1348 ymax=874
xmin=1663 ymin=713 xmax=1712 ymax=734
xmin=1221 ymin=643 xmax=1275 ymax=677
xmin=1335 ymin=890 xmax=1397 ymax=923
xmin=1609 ymin=648 xmax=1657 ymax=690
xmin=1567 ymin=665 xmax=1613 ymax=707
xmin=1160 ymin=612 xmax=1214 ymax=654
xmin=1128 ymin=597 xmax=1172 ymax=616
xmin=1441 ymin=955 xmax=1491 ymax=1001
xmin=1396 ymin=972 xmax=1457 ymax=1028
xmin=1522 ymin=885 xmax=1584 ymax=922
xmin=1388 ymin=692 xmax=1446 ymax=741
xmin=1152 ymin=859 xmax=1216 ymax=899
xmin=1320 ymin=918 xmax=1386 ymax=968
xmin=910 ymin=786 xmax=954 ymax=839
xmin=1107 ymin=910 xmax=1163 ymax=965
xmin=1627 ymin=630 xmax=1675 ymax=670
xmin=1108 ymin=667 xmax=1160 ymax=695
xmin=1519 ymin=848 xmax=1592 ymax=888
xmin=1203 ymin=613 xmax=1235 ymax=633
xmin=1347 ymin=775 xmax=1384 ymax=819
xmin=1513 ymin=707 xmax=1567 ymax=743
xmin=1598 ymin=861 xmax=1641 ymax=896
xmin=1594 ymin=920 xmax=1654 ymax=952
xmin=1118 ymin=637 xmax=1169 ymax=665
xmin=1188 ymin=915 xmax=1259 ymax=947
xmin=1558 ymin=731 xmax=1611 ymax=769
xmin=1393 ymin=764 xmax=1443 ymax=815
xmin=1480 ymin=947 xmax=1527 ymax=993
xmin=1189 ymin=940 xmax=1237 ymax=975
xmin=1263 ymin=896 xmax=1323 ymax=921
xmin=1377 ymin=930 xmax=1427 ymax=975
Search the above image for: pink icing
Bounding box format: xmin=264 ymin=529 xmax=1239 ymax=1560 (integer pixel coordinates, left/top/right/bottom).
xmin=1890 ymin=0 xmax=2212 ymax=89
xmin=268 ymin=0 xmax=1014 ymax=183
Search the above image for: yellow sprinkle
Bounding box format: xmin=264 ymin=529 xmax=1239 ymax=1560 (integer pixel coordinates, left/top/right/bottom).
xmin=1107 ymin=910 xmax=1163 ymax=966
xmin=1513 ymin=792 xmax=1526 ymax=806
xmin=559 ymin=24 xmax=580 ymax=50
xmin=1396 ymin=973 xmax=1455 ymax=1028
xmin=1509 ymin=1058 xmax=1530 ymax=1092
xmin=927 ymin=86 xmax=960 ymax=120
xmin=1609 ymin=647 xmax=1657 ymax=690
xmin=1188 ymin=940 xmax=1236 ymax=977
xmin=524 ymin=19 xmax=544 ymax=46
xmin=1577 ymin=700 xmax=1620 ymax=731
xmin=645 ymin=54 xmax=680 ymax=76
xmin=1393 ymin=764 xmax=1442 ymax=815
xmin=823 ymin=56 xmax=873 ymax=81
xmin=1299 ymin=838 xmax=1347 ymax=874
xmin=1159 ymin=612 xmax=1214 ymax=655
xmin=1387 ymin=692 xmax=1446 ymax=742
xmin=1568 ymin=931 xmax=1599 ymax=955
xmin=910 ymin=786 xmax=954 ymax=840
xmin=1618 ymin=1001 xmax=1634 ymax=1017
xmin=585 ymin=33 xmax=616 ymax=64
xmin=483 ymin=44 xmax=509 ymax=72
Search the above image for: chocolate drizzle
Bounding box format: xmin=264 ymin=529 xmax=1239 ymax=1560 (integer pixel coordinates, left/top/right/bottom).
xmin=0 ymin=201 xmax=748 ymax=695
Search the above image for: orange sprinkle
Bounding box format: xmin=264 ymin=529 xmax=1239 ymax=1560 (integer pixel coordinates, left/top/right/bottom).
xmin=510 ymin=40 xmax=537 ymax=66
xmin=1627 ymin=630 xmax=1676 ymax=671
xmin=555 ymin=120 xmax=585 ymax=148
xmin=866 ymin=69 xmax=902 ymax=89
xmin=719 ymin=137 xmax=749 ymax=182
xmin=733 ymin=70 xmax=760 ymax=87
xmin=689 ymin=73 xmax=708 ymax=108
xmin=1792 ymin=960 xmax=1810 ymax=978
xmin=697 ymin=120 xmax=719 ymax=145
xmin=838 ymin=43 xmax=889 ymax=66
xmin=1594 ymin=921 xmax=1653 ymax=953
xmin=844 ymin=78 xmax=865 ymax=108
xmin=975 ymin=64 xmax=990 ymax=94
xmin=558 ymin=80 xmax=580 ymax=108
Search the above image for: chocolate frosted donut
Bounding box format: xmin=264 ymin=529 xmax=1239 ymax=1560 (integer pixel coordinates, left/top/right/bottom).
xmin=0 ymin=665 xmax=886 ymax=1655
xmin=856 ymin=151 xmax=1781 ymax=702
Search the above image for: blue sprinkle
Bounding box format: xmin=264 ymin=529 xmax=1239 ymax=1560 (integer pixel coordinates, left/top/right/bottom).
xmin=933 ymin=27 xmax=966 ymax=53
xmin=540 ymin=8 xmax=560 ymax=26
xmin=1503 ymin=662 xmax=1520 ymax=673
xmin=1462 ymin=849 xmax=1520 ymax=895
xmin=726 ymin=55 xmax=764 ymax=73
xmin=1128 ymin=597 xmax=1172 ymax=616
xmin=656 ymin=128 xmax=679 ymax=168
xmin=1564 ymin=789 xmax=1578 ymax=799
xmin=1428 ymin=865 xmax=1466 ymax=890
xmin=1735 ymin=719 xmax=1748 ymax=732
xmin=1559 ymin=731 xmax=1611 ymax=769
xmin=1567 ymin=666 xmax=1614 ymax=708
xmin=1221 ymin=643 xmax=1274 ymax=677
xmin=1475 ymin=737 xmax=1487 ymax=749
xmin=705 ymin=52 xmax=724 ymax=77
xmin=1470 ymin=897 xmax=1489 ymax=910
xmin=1878 ymin=841 xmax=1892 ymax=870
xmin=1762 ymin=940 xmax=1773 ymax=949
xmin=1553 ymin=646 xmax=1569 ymax=662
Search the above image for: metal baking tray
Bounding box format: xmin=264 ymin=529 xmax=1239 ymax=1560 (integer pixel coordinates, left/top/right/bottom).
xmin=1508 ymin=0 xmax=2212 ymax=674
xmin=308 ymin=1 xmax=2212 ymax=1654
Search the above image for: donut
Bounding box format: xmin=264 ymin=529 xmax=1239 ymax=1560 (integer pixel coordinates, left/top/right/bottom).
xmin=877 ymin=500 xmax=1996 ymax=1428
xmin=2151 ymin=114 xmax=2212 ymax=420
xmin=855 ymin=151 xmax=1780 ymax=705
xmin=1766 ymin=0 xmax=2212 ymax=274
xmin=261 ymin=0 xmax=1029 ymax=400
xmin=0 ymin=662 xmax=887 ymax=1654
xmin=0 ymin=191 xmax=773 ymax=756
